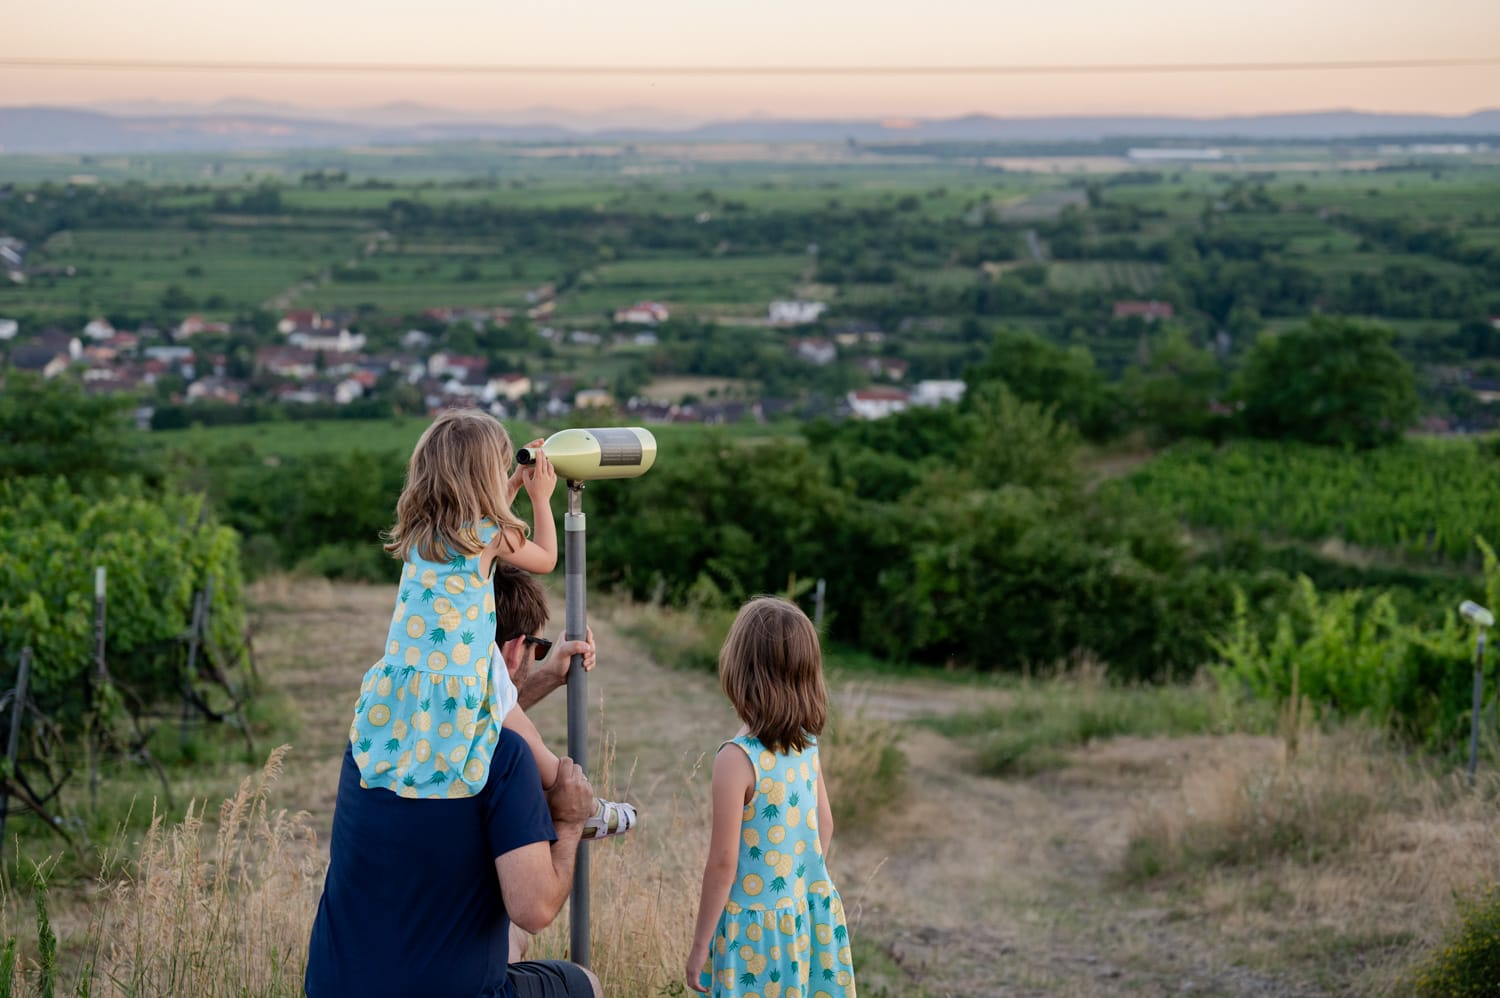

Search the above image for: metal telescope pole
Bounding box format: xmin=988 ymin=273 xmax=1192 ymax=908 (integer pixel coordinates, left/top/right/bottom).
xmin=518 ymin=426 xmax=658 ymax=968
xmin=565 ymin=479 xmax=590 ymax=967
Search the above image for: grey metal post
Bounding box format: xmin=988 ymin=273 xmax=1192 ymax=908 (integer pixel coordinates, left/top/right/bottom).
xmin=1 ymin=647 xmax=33 ymax=864
xmin=1469 ymin=629 xmax=1488 ymax=785
xmin=564 ymin=480 xmax=590 ymax=967
xmin=90 ymin=567 xmax=106 ymax=810
xmin=182 ymin=588 xmax=206 ymax=748
xmin=813 ymin=578 xmax=826 ymax=632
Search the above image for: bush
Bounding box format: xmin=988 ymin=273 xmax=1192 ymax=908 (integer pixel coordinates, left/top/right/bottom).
xmin=1407 ymin=884 xmax=1500 ymax=997
xmin=1210 ymin=537 xmax=1498 ymax=750
xmin=0 ymin=477 xmax=247 ymax=724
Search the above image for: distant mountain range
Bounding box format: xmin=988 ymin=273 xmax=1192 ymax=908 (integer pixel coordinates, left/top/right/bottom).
xmin=2 ymin=103 xmax=1498 ymax=154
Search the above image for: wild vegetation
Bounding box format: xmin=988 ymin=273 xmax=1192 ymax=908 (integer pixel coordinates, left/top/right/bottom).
xmin=2 ymin=147 xmax=1500 ymax=993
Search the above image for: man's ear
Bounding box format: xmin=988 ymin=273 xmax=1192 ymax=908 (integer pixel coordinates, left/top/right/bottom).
xmin=499 ymin=636 xmax=527 ymax=681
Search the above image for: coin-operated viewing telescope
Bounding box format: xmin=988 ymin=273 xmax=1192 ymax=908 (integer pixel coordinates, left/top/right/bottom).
xmin=516 ymin=427 xmax=657 ymax=970
xmin=517 ymin=427 xmax=657 ymax=482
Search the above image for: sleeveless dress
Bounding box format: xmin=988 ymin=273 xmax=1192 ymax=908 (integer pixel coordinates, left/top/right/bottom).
xmin=701 ymin=735 xmax=856 ymax=998
xmin=347 ymin=520 xmax=516 ymax=799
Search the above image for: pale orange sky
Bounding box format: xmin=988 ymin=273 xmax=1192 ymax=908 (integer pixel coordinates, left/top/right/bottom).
xmin=4 ymin=0 xmax=1499 ymax=118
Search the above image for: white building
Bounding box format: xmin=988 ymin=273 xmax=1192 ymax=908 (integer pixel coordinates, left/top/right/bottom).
xmin=1126 ymin=148 xmax=1225 ymax=162
xmin=335 ymin=378 xmax=366 ymax=405
xmin=791 ymin=338 xmax=837 ymax=366
xmin=489 ymin=373 xmax=532 ymax=402
xmin=614 ymin=301 xmax=669 ymax=325
xmin=575 ymin=389 xmax=615 ymax=409
xmin=848 ymin=388 xmax=910 ymax=420
xmin=288 ymin=328 xmax=367 ymax=353
xmin=83 ymin=318 xmax=116 ymax=341
xmin=912 ymin=380 xmax=967 ymax=407
xmin=769 ymin=300 xmax=827 ymax=326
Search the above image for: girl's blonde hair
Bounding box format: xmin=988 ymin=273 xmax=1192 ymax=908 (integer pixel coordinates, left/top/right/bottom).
xmin=383 ymin=408 xmax=529 ymax=564
xmin=719 ymin=596 xmax=827 ymax=754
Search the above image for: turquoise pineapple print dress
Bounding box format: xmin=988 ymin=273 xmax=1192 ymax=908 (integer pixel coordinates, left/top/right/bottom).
xmin=347 ymin=521 xmax=509 ymax=799
xmin=702 ymin=735 xmax=856 ymax=998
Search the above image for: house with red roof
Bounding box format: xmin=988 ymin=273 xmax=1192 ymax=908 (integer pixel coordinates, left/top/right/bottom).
xmin=1112 ymin=300 xmax=1175 ymax=321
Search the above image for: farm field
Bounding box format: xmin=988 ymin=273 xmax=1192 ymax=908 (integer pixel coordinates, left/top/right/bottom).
xmin=142 ymin=414 xmax=795 ymax=460
xmin=1117 ymin=437 xmax=1500 ymax=564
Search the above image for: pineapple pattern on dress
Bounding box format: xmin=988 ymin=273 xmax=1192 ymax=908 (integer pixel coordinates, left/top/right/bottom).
xmin=701 ymin=735 xmax=856 ymax=998
xmin=349 ymin=520 xmax=508 ymax=799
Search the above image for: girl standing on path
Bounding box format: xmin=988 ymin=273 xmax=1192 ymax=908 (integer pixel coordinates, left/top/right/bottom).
xmin=348 ymin=407 xmax=633 ymax=835
xmin=686 ymin=597 xmax=857 ymax=997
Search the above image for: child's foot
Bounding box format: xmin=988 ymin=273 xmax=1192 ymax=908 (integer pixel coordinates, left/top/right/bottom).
xmin=581 ymin=798 xmax=637 ymax=840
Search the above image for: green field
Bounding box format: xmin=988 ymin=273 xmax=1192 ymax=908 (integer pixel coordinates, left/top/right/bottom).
xmin=143 ymin=414 xmax=797 ymax=460
xmin=1047 ymin=260 xmax=1164 ymax=293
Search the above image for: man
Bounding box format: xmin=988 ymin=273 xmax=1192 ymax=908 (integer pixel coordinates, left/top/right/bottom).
xmin=306 ymin=566 xmax=603 ymax=998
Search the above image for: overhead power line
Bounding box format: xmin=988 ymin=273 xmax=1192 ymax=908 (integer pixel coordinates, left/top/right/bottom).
xmin=0 ymin=56 xmax=1497 ymax=77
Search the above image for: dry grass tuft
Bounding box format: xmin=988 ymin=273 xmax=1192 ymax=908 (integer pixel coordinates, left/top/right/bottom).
xmin=529 ymin=733 xmax=707 ymax=994
xmin=1123 ymin=726 xmax=1500 ymax=992
xmin=246 ymin=574 xmax=344 ymax=613
xmin=99 ymin=744 xmax=322 ymax=997
xmin=0 ymin=746 xmax=322 ymax=997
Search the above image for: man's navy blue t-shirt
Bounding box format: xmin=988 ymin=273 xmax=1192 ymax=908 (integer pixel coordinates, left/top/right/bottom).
xmin=305 ymin=730 xmax=556 ymax=998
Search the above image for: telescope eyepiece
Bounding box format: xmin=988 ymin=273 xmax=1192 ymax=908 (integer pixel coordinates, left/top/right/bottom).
xmin=516 ymin=447 xmax=535 ymax=466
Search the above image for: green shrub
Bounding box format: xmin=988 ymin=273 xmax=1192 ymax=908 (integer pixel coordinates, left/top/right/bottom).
xmin=0 ymin=477 xmax=247 ymax=724
xmin=1210 ymin=536 xmax=1498 ymax=750
xmin=1406 ymin=884 xmax=1500 ymax=996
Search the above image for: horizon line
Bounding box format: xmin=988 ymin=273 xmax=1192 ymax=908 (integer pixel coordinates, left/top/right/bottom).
xmin=3 ymin=55 xmax=1500 ymax=77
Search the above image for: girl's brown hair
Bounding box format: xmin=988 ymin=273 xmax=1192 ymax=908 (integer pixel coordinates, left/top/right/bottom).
xmin=718 ymin=596 xmax=827 ymax=754
xmin=383 ymin=408 xmax=529 ymax=563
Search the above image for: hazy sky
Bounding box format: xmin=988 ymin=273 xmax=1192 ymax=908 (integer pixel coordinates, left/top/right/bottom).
xmin=5 ymin=0 xmax=1499 ymax=119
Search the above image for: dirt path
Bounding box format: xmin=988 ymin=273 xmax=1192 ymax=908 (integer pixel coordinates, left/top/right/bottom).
xmin=252 ymin=579 xmax=1320 ymax=997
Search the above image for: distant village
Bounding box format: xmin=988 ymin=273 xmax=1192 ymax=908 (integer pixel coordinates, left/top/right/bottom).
xmin=0 ymin=289 xmax=973 ymax=427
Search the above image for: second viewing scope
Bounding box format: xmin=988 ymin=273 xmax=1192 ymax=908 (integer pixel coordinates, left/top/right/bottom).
xmin=517 ymin=427 xmax=658 ymax=482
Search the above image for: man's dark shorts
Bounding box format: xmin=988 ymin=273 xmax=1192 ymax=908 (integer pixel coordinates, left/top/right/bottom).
xmin=510 ymin=959 xmax=595 ymax=998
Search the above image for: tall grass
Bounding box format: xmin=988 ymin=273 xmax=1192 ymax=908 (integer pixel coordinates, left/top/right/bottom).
xmin=0 ymin=746 xmax=321 ymax=997
xmin=1121 ymin=726 xmax=1500 ymax=993
xmin=928 ymin=664 xmax=1272 ymax=776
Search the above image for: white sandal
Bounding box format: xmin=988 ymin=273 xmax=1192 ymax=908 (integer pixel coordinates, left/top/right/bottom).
xmin=582 ymin=798 xmax=637 ymax=840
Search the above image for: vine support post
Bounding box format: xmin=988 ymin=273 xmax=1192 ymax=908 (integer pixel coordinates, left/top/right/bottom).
xmin=181 ymin=588 xmax=206 ymax=749
xmin=89 ymin=567 xmax=106 ymax=812
xmin=1468 ymin=628 xmax=1489 ymax=786
xmin=1461 ymin=600 xmax=1494 ymax=786
xmin=0 ymin=648 xmax=34 ymax=867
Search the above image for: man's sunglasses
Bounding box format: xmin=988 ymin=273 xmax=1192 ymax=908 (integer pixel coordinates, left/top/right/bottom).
xmin=521 ymin=635 xmax=553 ymax=661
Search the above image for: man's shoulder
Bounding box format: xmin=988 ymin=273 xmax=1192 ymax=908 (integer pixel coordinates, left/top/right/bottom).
xmin=480 ymin=727 xmax=543 ymax=798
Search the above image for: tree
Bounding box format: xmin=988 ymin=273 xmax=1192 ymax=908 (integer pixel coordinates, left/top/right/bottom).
xmin=1123 ymin=327 xmax=1224 ymax=443
xmin=1232 ymin=316 xmax=1419 ymax=449
xmin=0 ymin=374 xmax=148 ymax=481
xmin=965 ymin=328 xmax=1124 ymax=441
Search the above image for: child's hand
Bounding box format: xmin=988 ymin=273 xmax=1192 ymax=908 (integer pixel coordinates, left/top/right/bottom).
xmin=684 ymin=944 xmax=711 ymax=993
xmin=508 ymin=439 xmax=545 ymax=501
xmin=522 ymin=448 xmax=557 ymax=502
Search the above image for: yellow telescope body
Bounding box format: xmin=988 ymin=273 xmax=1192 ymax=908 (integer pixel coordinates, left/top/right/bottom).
xmin=516 ymin=427 xmax=658 ymax=482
